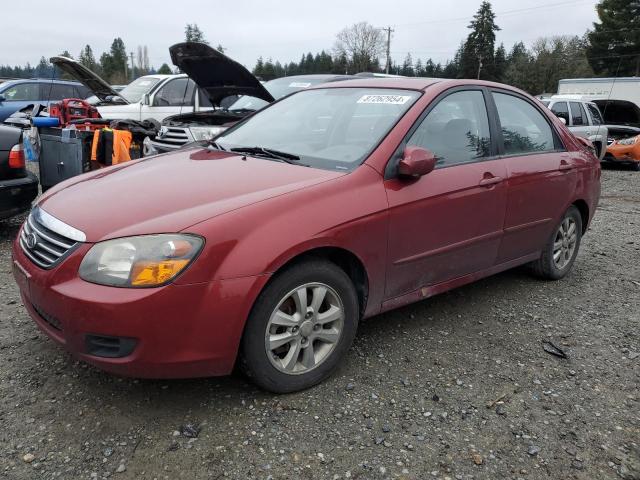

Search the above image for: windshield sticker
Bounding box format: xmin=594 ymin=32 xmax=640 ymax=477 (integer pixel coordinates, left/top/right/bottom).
xmin=357 ymin=94 xmax=412 ymax=105
xmin=289 ymin=82 xmax=312 ymax=88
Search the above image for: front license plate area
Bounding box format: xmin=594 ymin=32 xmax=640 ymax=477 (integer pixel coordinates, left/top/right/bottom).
xmin=12 ymin=260 xmax=30 ymax=297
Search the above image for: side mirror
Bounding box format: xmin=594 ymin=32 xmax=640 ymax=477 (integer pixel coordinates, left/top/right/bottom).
xmin=557 ymin=116 xmax=567 ymax=125
xmin=142 ymin=93 xmax=150 ymax=106
xmin=398 ymin=146 xmax=437 ymax=178
xmin=0 ymin=94 xmax=5 ymax=102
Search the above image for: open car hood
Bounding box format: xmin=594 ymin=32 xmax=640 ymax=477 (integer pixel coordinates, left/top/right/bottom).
xmin=50 ymin=56 xmax=128 ymax=104
xmin=593 ymin=99 xmax=640 ymax=128
xmin=169 ymin=42 xmax=274 ymax=107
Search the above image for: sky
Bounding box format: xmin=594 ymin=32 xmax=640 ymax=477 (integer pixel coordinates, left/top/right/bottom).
xmin=1 ymin=0 xmax=600 ymax=71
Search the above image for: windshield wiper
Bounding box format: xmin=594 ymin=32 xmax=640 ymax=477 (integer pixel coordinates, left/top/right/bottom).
xmin=208 ymin=141 xmax=227 ymax=151
xmin=230 ymin=146 xmax=300 ymax=163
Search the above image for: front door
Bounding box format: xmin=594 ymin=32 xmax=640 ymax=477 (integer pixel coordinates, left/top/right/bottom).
xmin=141 ymin=78 xmax=195 ymax=122
xmin=384 ymin=89 xmax=507 ymax=299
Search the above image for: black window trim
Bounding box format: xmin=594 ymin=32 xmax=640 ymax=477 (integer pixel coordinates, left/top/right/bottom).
xmin=487 ymin=87 xmax=566 ymax=159
xmin=384 ymin=85 xmax=500 ymax=180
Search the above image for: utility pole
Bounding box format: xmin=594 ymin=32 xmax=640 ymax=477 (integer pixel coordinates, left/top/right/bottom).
xmin=381 ymin=26 xmax=394 ymax=74
xmin=129 ymin=52 xmax=135 ymax=81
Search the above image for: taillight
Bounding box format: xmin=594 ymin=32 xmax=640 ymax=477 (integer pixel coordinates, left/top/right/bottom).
xmin=9 ymin=144 xmax=25 ymax=169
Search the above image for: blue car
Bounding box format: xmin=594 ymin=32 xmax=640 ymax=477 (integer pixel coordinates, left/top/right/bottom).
xmin=0 ymin=79 xmax=92 ymax=123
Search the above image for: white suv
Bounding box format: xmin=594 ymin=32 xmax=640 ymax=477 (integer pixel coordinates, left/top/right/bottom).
xmin=542 ymin=96 xmax=608 ymax=160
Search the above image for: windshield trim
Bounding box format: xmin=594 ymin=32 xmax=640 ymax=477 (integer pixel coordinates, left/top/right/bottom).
xmin=218 ymin=86 xmax=423 ymax=172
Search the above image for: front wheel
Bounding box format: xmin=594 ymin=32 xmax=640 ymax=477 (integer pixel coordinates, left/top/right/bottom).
xmin=531 ymin=206 xmax=582 ymax=280
xmin=240 ymin=260 xmax=359 ymax=393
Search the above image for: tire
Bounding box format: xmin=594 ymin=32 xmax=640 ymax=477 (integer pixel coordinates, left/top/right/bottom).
xmin=240 ymin=260 xmax=359 ymax=393
xmin=531 ymin=206 xmax=582 ymax=280
xmin=632 ymin=162 xmax=640 ymax=172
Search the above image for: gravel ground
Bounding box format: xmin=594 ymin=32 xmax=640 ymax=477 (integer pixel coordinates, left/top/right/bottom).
xmin=0 ymin=167 xmax=638 ymax=480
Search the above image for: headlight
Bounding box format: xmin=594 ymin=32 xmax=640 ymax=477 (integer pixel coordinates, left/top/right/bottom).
xmin=190 ymin=126 xmax=226 ymax=142
xmin=618 ymin=136 xmax=639 ymax=146
xmin=79 ymin=234 xmax=204 ymax=288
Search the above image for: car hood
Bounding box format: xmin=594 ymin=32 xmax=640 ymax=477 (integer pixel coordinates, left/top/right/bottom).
xmin=50 ymin=56 xmax=127 ymax=104
xmin=37 ymin=148 xmax=344 ymax=242
xmin=169 ymin=42 xmax=274 ymax=107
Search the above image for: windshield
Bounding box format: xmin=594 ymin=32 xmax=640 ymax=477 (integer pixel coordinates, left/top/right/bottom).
xmin=118 ymin=76 xmax=162 ymax=103
xmin=229 ymin=77 xmax=338 ymax=112
xmin=218 ymin=88 xmax=420 ymax=171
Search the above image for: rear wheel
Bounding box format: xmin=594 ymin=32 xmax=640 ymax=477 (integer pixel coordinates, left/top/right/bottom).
xmin=240 ymin=260 xmax=359 ymax=393
xmin=531 ymin=206 xmax=582 ymax=280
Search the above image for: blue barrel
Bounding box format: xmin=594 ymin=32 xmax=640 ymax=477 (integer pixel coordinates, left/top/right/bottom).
xmin=33 ymin=117 xmax=60 ymax=128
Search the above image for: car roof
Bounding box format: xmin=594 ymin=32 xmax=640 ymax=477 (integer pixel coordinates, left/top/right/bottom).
xmin=312 ymin=78 xmax=539 ymax=96
xmin=0 ymin=78 xmax=83 ymax=87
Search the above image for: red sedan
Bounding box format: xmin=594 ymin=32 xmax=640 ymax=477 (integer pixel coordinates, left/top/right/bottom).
xmin=12 ymin=78 xmax=600 ymax=392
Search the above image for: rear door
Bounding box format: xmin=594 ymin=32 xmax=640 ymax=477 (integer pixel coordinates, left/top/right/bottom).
xmin=491 ymin=90 xmax=577 ymax=263
xmin=384 ymin=88 xmax=507 ymax=298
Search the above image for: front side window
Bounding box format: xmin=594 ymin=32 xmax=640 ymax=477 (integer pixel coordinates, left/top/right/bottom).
xmin=406 ymin=90 xmax=491 ymax=167
xmin=493 ymin=92 xmax=556 ymax=154
xmin=218 ymin=88 xmax=420 ymax=171
xmin=153 ymin=78 xmax=195 ymax=107
xmin=586 ymin=103 xmax=603 ymax=125
xmin=0 ymin=83 xmax=40 ymax=101
xmin=550 ymin=102 xmax=570 ymax=124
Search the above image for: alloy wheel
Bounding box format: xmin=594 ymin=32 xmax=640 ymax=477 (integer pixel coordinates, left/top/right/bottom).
xmin=553 ymin=217 xmax=577 ymax=269
xmin=265 ymin=283 xmax=345 ymax=375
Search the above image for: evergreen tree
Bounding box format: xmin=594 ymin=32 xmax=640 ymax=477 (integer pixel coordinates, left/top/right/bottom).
xmin=78 ymin=45 xmax=98 ymax=73
xmin=460 ymin=1 xmax=500 ymax=79
xmin=401 ymin=53 xmax=414 ymax=76
xmin=35 ymin=56 xmax=52 ymax=78
xmin=587 ymin=0 xmax=640 ymax=76
xmin=157 ymin=63 xmax=173 ymax=74
xmin=253 ymin=56 xmax=265 ymax=77
xmin=185 ymin=24 xmax=208 ymax=44
xmin=414 ymin=59 xmax=424 ymax=77
xmin=493 ymin=43 xmax=507 ymax=82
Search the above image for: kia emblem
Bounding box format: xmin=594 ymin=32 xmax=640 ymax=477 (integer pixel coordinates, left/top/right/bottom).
xmin=26 ymin=232 xmax=38 ymax=249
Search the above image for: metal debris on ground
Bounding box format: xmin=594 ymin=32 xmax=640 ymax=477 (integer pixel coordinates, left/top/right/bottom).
xmin=542 ymin=341 xmax=568 ymax=359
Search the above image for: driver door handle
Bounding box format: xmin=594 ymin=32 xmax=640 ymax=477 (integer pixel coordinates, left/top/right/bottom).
xmin=479 ymin=175 xmax=503 ymax=187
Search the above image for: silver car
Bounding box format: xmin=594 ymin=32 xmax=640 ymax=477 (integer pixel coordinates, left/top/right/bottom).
xmin=542 ymin=97 xmax=608 ymax=160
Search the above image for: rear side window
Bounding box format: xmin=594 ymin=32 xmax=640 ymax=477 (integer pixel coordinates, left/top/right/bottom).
xmin=493 ymin=92 xmax=556 ymax=155
xmin=1 ymin=83 xmax=40 ymax=101
xmin=407 ymin=90 xmax=491 ymax=167
xmin=586 ymin=103 xmax=603 ymax=125
xmin=550 ymin=102 xmax=569 ymax=124
xmin=570 ymin=102 xmax=586 ymax=126
xmin=46 ymin=83 xmax=77 ymax=100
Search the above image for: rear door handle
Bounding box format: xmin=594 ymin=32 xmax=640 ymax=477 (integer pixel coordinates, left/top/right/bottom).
xmin=479 ymin=175 xmax=503 ymax=187
xmin=559 ymin=160 xmax=574 ymax=171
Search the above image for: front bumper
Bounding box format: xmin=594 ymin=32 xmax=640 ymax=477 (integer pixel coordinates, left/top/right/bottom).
xmin=0 ymin=171 xmax=38 ymax=220
xmin=11 ymin=234 xmax=269 ymax=378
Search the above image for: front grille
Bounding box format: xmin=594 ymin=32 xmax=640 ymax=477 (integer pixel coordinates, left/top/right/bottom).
xmin=32 ymin=303 xmax=63 ymax=331
xmin=85 ymin=334 xmax=137 ymax=358
xmin=19 ymin=208 xmax=81 ymax=269
xmin=153 ymin=127 xmax=191 ymax=149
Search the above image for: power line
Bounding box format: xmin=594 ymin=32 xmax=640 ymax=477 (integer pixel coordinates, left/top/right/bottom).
xmin=395 ymin=0 xmax=594 ymax=28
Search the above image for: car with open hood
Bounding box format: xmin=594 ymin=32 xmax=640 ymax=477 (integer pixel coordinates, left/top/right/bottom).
xmin=51 ymin=56 xmax=209 ymax=123
xmin=12 ymin=78 xmax=600 ymax=393
xmin=148 ymin=43 xmax=353 ymax=153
